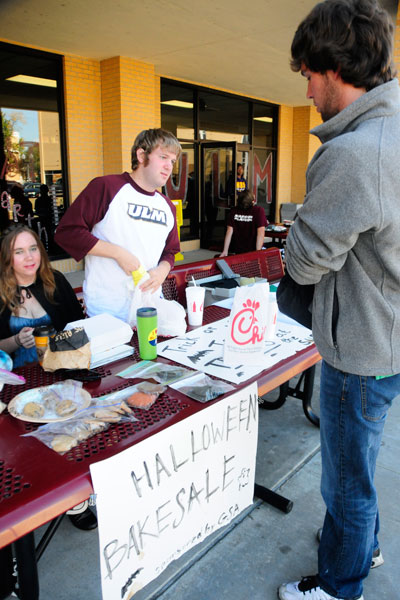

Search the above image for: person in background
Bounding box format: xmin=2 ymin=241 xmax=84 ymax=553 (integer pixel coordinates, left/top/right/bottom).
xmin=0 ymin=224 xmax=96 ymax=530
xmin=220 ymin=190 xmax=267 ymax=256
xmin=35 ymin=184 xmax=53 ymax=223
xmin=10 ymin=185 xmax=33 ymax=224
xmin=278 ymin=1 xmax=400 ymax=599
xmin=54 ymin=128 xmax=181 ymax=322
xmin=236 ymin=163 xmax=247 ymax=193
xmin=227 ymin=163 xmax=248 ymax=200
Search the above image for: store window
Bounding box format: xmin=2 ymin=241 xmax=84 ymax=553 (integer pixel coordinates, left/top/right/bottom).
xmin=161 ymin=79 xmax=278 ymax=246
xmin=161 ymin=83 xmax=194 ymax=140
xmin=0 ymin=42 xmax=68 ymax=257
xmin=198 ymin=92 xmax=249 ymax=142
xmin=253 ymin=103 xmax=276 ymax=148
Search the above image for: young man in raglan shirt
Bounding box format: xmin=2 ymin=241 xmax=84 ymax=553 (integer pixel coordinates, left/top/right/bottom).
xmin=55 ymin=128 xmax=181 ymax=322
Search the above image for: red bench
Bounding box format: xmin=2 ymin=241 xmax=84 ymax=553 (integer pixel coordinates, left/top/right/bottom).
xmin=162 ymin=247 xmax=284 ymax=306
xmin=74 ymin=248 xmax=283 ymax=308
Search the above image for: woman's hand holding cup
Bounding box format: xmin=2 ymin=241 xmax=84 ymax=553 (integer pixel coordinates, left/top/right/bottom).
xmin=17 ymin=327 xmax=35 ymax=349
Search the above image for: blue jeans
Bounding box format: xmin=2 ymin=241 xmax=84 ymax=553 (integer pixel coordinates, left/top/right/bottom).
xmin=317 ymin=360 xmax=400 ymax=599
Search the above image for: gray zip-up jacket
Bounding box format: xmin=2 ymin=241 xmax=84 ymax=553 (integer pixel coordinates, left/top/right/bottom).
xmin=286 ymin=79 xmax=400 ymax=376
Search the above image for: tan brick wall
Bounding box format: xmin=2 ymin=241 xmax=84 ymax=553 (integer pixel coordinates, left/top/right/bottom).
xmin=308 ymin=107 xmax=322 ymax=162
xmin=394 ymin=2 xmax=400 ymax=78
xmin=120 ymin=58 xmax=160 ymax=173
xmin=276 ymin=105 xmax=294 ymax=221
xmin=291 ymin=106 xmax=311 ymax=204
xmin=101 ymin=57 xmax=123 ymax=175
xmin=101 ymin=57 xmax=161 ymax=174
xmin=63 ymin=56 xmax=103 ymax=202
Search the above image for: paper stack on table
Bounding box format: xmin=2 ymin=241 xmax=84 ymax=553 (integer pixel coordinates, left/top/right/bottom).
xmin=65 ymin=314 xmax=134 ymax=367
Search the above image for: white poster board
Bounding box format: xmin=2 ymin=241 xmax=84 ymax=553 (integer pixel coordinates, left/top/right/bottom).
xmin=90 ymin=382 xmax=258 ymax=600
xmin=157 ymin=317 xmax=313 ymax=384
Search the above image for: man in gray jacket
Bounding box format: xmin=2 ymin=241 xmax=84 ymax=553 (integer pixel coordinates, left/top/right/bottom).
xmin=279 ymin=1 xmax=400 ymax=600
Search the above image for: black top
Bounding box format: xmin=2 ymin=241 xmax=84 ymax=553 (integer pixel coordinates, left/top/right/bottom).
xmin=0 ymin=270 xmax=84 ymax=339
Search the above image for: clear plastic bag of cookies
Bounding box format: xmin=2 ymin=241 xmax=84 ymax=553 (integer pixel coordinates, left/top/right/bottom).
xmin=22 ymin=400 xmax=138 ymax=454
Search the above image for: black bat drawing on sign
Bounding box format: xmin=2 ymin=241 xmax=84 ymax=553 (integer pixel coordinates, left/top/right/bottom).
xmin=187 ymin=349 xmax=213 ymax=363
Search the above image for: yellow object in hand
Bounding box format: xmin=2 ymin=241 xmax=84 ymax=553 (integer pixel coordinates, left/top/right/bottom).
xmin=132 ymin=265 xmax=150 ymax=286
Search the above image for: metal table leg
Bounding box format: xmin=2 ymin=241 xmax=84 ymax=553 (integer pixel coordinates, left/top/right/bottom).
xmin=36 ymin=514 xmax=65 ymax=560
xmin=0 ymin=544 xmax=16 ymax=600
xmin=12 ymin=533 xmax=39 ymax=600
xmin=301 ymin=365 xmax=319 ymax=426
xmin=259 ymin=365 xmax=319 ymax=427
xmin=3 ymin=514 xmax=65 ymax=600
xmin=259 ymin=381 xmax=289 ymax=411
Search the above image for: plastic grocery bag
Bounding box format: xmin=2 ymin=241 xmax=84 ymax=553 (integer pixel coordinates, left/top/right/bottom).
xmin=127 ymin=280 xmax=187 ymax=337
xmin=0 ymin=365 xmax=26 ymax=412
xmin=223 ymin=282 xmax=271 ymax=366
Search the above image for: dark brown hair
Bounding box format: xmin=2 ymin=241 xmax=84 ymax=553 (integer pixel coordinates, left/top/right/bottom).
xmin=291 ymin=0 xmax=396 ymax=90
xmin=0 ymin=225 xmax=56 ymax=313
xmin=131 ymin=128 xmax=182 ymax=171
xmin=237 ymin=190 xmax=255 ymax=210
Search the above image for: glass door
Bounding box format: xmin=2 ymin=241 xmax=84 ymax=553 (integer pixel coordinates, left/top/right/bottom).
xmin=200 ymin=142 xmax=235 ymax=250
xmin=163 ymin=142 xmax=198 ymax=240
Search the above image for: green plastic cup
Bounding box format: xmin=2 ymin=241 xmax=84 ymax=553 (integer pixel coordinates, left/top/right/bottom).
xmin=136 ymin=307 xmax=157 ymax=360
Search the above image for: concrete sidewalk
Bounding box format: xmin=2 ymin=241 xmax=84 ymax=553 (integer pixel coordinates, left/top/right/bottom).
xmin=29 ymin=363 xmax=400 ymax=599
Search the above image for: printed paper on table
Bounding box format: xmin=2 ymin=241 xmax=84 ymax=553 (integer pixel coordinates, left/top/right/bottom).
xmin=157 ymin=317 xmax=313 ymax=384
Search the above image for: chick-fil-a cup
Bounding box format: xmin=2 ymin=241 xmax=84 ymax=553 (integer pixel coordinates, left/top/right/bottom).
xmin=185 ymin=285 xmax=205 ymax=327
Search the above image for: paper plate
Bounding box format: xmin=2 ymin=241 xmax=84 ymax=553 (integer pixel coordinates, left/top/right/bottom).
xmin=8 ymin=382 xmax=91 ymax=423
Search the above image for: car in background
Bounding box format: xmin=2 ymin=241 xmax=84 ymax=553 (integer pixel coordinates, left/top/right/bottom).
xmin=23 ymin=182 xmax=41 ymax=198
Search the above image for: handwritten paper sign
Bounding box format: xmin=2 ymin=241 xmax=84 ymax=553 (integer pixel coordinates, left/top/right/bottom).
xmin=157 ymin=317 xmax=313 ymax=384
xmin=90 ymin=383 xmax=258 ymax=600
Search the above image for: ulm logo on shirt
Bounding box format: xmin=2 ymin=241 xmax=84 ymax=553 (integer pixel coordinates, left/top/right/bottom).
xmin=127 ymin=204 xmax=167 ymax=225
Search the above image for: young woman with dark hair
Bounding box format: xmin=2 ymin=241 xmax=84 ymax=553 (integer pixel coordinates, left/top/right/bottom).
xmin=0 ymin=225 xmax=84 ymax=367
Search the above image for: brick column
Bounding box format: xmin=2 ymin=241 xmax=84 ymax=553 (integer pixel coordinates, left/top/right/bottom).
xmin=63 ymin=56 xmax=103 ymax=202
xmin=101 ymin=57 xmax=161 ymax=175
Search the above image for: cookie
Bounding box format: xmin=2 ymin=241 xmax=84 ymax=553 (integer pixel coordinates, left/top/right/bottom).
xmin=23 ymin=401 xmax=45 ymax=419
xmin=42 ymin=391 xmax=61 ymax=411
xmin=55 ymin=399 xmax=77 ymax=417
xmin=51 ymin=434 xmax=77 ymax=453
xmin=93 ymin=408 xmax=121 ymax=423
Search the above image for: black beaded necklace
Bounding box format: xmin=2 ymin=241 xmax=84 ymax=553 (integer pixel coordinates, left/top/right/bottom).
xmin=16 ymin=285 xmax=33 ymax=304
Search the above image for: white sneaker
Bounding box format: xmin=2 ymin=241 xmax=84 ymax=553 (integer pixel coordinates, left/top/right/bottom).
xmin=278 ymin=575 xmax=364 ymax=599
xmin=371 ymin=548 xmax=384 ymax=568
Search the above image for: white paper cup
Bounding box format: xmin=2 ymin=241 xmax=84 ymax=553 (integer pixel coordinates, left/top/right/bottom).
xmin=185 ymin=286 xmax=205 ymax=326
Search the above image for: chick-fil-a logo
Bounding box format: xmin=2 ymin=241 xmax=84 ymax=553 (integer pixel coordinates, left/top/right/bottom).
xmin=191 ymin=299 xmax=203 ymax=313
xmin=231 ymin=299 xmax=266 ymax=345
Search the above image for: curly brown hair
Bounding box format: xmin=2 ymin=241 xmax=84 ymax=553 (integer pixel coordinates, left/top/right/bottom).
xmin=291 ymin=0 xmax=396 ymax=91
xmin=0 ymin=225 xmax=56 ymax=313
